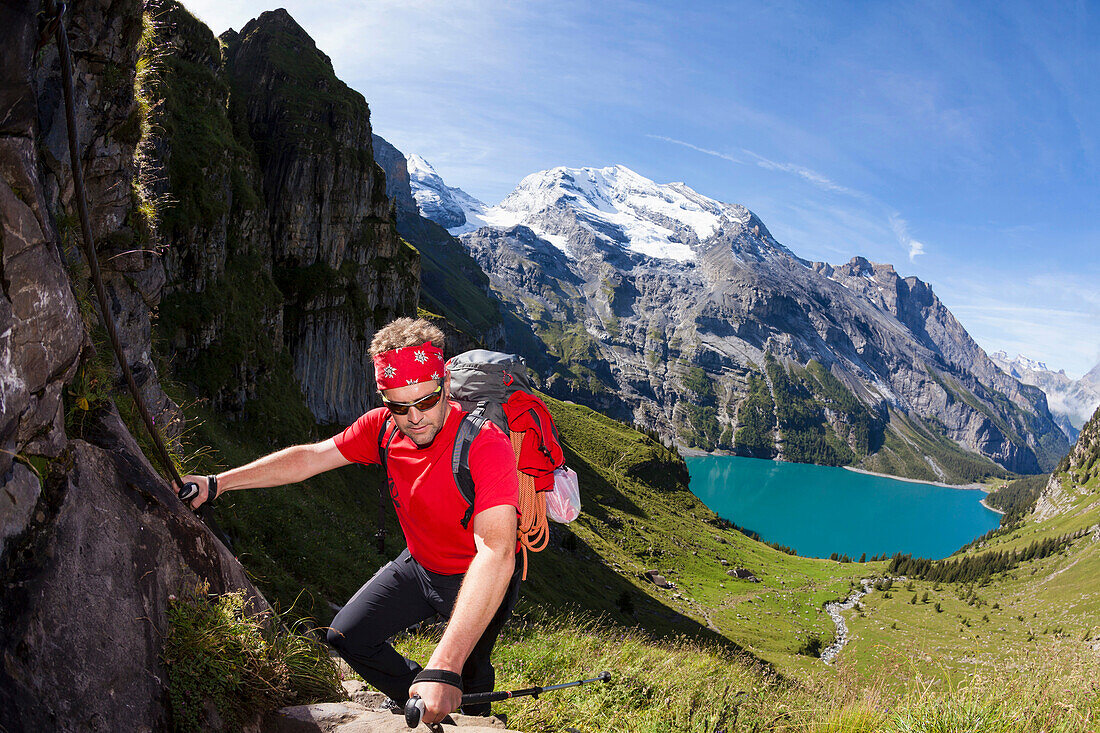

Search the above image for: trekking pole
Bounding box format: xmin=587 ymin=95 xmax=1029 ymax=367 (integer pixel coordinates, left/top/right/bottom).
xmin=405 ymin=671 xmax=611 ymax=729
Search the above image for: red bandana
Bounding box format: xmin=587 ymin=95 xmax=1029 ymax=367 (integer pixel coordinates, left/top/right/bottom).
xmin=373 ymin=342 xmax=446 ymax=390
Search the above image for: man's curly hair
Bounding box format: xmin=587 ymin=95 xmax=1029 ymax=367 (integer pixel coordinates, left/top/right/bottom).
xmin=369 ymin=317 xmax=445 ymax=357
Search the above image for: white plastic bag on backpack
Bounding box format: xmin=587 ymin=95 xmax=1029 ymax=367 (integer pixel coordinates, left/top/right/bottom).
xmin=545 ymin=466 xmax=581 ymax=523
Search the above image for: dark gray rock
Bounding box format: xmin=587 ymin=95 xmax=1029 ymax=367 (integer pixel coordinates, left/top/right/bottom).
xmin=0 ymin=410 xmax=268 ymax=733
xmin=0 ymin=464 xmax=39 ymax=560
xmin=642 ymin=569 xmax=674 ymax=589
xmin=727 ymin=568 xmax=760 ymax=582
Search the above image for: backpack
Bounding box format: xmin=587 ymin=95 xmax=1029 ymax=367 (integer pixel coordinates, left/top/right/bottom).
xmin=375 ymin=350 xmax=566 ymax=580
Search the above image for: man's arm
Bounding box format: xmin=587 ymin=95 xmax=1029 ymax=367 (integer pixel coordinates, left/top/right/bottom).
xmin=409 ymin=504 xmax=518 ymax=724
xmin=179 ymin=437 xmax=351 ymax=509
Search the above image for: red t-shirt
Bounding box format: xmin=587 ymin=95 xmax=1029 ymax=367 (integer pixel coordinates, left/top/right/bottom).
xmin=334 ymin=402 xmax=519 ymax=575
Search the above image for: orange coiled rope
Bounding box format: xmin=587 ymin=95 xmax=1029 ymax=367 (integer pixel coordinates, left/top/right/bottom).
xmin=511 ymin=430 xmax=550 ymax=580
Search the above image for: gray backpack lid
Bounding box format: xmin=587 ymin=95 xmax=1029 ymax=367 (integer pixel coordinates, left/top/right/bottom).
xmin=446 ymin=350 xmax=534 ymax=433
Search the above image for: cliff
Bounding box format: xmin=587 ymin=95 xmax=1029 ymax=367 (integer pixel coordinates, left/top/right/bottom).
xmin=0 ymin=1 xmax=267 ymax=729
xmin=152 ymin=3 xmax=418 ymax=427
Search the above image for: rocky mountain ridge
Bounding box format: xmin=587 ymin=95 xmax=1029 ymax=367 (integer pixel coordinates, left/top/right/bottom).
xmin=990 ymin=351 xmax=1100 ymax=441
xmin=407 ymin=153 xmax=484 ymax=230
xmin=412 ymin=160 xmax=1068 ymax=479
xmin=373 ymin=136 xmax=524 ymax=353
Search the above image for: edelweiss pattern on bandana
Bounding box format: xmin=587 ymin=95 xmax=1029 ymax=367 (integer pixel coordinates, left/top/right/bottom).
xmin=373 ymin=342 xmax=445 ymax=390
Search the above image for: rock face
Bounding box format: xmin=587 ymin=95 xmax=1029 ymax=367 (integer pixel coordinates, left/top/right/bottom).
xmin=151 ymin=3 xmax=418 ymax=426
xmin=0 ymin=0 xmax=84 ymax=561
xmin=372 ymin=134 xmax=419 ymax=220
xmin=1 ymin=1 xmax=268 ymax=730
xmin=2 ymin=411 xmax=267 ymax=732
xmin=416 ymin=163 xmax=1068 ymax=479
xmin=1035 ymin=404 xmax=1100 ymax=519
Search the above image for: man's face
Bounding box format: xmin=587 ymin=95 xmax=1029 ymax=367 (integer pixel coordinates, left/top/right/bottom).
xmin=381 ymin=376 xmax=451 ymax=447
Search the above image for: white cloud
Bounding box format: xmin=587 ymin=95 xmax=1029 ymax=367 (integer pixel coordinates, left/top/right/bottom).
xmin=889 ymin=214 xmax=928 ymax=261
xmin=650 ymin=134 xmax=937 ymax=268
xmin=741 ymin=150 xmax=864 ymax=198
xmin=644 ymin=135 xmax=743 ymax=164
xmin=937 ymin=276 xmax=1100 ymax=378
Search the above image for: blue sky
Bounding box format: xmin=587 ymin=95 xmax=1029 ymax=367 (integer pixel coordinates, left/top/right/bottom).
xmin=186 ymin=1 xmax=1100 ymax=377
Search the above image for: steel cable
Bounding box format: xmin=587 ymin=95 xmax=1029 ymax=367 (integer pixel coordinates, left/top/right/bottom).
xmin=49 ymin=0 xmax=184 ymax=489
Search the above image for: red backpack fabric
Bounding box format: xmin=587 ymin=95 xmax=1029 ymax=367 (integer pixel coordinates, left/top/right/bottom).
xmin=503 ymin=391 xmax=564 ymax=493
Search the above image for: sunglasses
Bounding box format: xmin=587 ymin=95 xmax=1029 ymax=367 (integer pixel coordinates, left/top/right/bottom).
xmin=380 ymin=384 xmax=444 ymax=415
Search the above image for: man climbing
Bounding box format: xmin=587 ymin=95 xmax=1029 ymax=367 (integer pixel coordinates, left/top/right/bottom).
xmin=180 ymin=318 xmax=521 ymax=726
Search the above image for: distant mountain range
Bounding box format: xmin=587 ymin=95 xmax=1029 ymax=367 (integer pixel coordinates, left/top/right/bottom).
xmin=989 ymin=352 xmax=1100 ymax=442
xmin=400 ymin=158 xmax=1068 ymax=481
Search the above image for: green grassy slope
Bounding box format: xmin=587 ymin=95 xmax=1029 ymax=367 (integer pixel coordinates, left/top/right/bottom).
xmin=171 ymin=379 xmax=1098 ymax=730
xmin=171 ymin=376 xmax=1095 ymax=688
xmin=837 ymin=461 xmax=1099 ymax=688
xmin=392 ymin=611 xmax=1099 ymax=733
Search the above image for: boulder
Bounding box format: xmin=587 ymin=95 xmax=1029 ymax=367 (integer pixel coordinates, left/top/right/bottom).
xmin=0 ymin=409 xmax=268 ymax=731
xmin=727 ymin=567 xmax=760 ymax=582
xmin=642 ymin=569 xmax=674 ymax=589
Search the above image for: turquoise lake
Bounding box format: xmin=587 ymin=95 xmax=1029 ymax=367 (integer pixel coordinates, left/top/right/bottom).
xmin=685 ymin=455 xmax=1001 ymax=560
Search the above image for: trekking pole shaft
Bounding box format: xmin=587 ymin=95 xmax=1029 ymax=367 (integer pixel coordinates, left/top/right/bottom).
xmin=405 ymin=672 xmax=610 ymax=728
xmin=460 ymin=672 xmax=611 ymax=704
xmin=459 ymin=686 xmax=541 ymax=704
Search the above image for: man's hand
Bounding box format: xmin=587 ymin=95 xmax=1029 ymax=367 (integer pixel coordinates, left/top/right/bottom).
xmin=177 ymin=474 xmax=213 ymax=510
xmin=408 ymin=680 xmax=461 ymax=725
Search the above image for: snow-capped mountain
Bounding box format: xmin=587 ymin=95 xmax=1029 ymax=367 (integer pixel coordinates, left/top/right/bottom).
xmin=406 ymin=154 xmax=485 ymax=229
xmin=993 ymin=353 xmax=1052 ymax=374
xmin=990 ymin=351 xmax=1100 ymax=439
xmin=409 ymin=160 xmax=1068 ymax=478
xmin=413 ymin=162 xmax=791 ymax=264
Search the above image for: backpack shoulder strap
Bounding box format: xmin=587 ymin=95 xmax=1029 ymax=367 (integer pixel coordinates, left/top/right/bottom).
xmin=374 ymin=415 xmax=398 ymax=553
xmin=377 ymin=414 xmax=399 ymax=470
xmin=452 ymin=404 xmax=488 ymax=529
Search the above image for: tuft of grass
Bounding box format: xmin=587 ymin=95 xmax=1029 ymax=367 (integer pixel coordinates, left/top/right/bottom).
xmin=884 ymin=653 xmax=1100 ymax=732
xmin=392 ymin=611 xmax=1099 ymax=733
xmin=162 ymin=586 xmax=344 ymax=732
xmin=395 ymin=610 xmax=782 ymax=733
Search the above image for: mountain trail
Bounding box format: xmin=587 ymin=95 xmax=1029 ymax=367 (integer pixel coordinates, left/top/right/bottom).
xmin=1041 ymin=555 xmax=1083 ymax=584
xmin=267 ymin=680 xmax=521 ymax=733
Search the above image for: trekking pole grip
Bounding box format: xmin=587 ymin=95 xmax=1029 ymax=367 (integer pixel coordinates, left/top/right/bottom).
xmin=404 ymin=695 xmax=426 ymax=728
xmin=177 ymin=481 xmax=200 ymax=503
